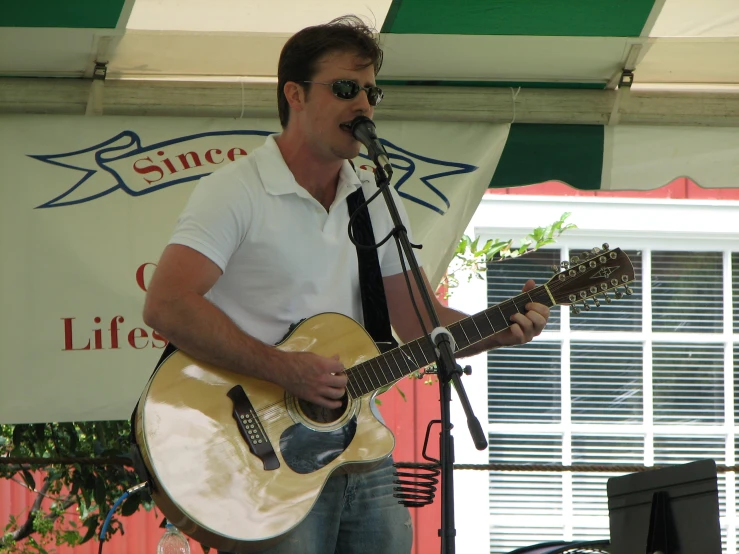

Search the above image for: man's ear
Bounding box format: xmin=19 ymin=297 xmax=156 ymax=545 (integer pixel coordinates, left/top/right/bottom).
xmin=283 ymin=82 xmax=305 ymax=114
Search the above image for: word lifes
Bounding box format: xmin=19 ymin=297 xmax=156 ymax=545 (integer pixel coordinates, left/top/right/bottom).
xmin=62 ymin=316 xmax=167 ymax=351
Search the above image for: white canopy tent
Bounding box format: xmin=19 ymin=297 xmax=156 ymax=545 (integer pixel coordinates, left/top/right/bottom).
xmin=1 ymin=0 xmax=739 ymax=423
xmin=1 ymin=0 xmax=739 ymax=124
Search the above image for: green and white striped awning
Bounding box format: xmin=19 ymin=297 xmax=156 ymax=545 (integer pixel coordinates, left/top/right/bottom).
xmin=490 ymin=123 xmax=739 ymax=191
xmin=3 ymin=0 xmax=737 ymax=87
xmin=2 ymin=0 xmax=738 ymax=193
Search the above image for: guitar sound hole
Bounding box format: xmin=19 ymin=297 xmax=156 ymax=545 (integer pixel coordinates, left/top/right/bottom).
xmin=297 ymin=394 xmax=349 ymax=424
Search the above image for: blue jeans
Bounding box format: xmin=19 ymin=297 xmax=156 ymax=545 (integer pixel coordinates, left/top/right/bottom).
xmin=219 ymin=458 xmax=413 ymax=554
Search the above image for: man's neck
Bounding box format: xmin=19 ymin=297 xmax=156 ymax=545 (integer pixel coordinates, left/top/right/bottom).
xmin=275 ymin=132 xmax=344 ymax=211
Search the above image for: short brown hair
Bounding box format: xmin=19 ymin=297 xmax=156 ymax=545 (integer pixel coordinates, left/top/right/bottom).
xmin=277 ymin=15 xmax=383 ymax=128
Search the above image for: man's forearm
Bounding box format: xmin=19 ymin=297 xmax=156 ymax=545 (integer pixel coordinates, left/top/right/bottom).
xmin=144 ymin=291 xmax=349 ymax=409
xmin=143 ymin=292 xmax=285 ymax=384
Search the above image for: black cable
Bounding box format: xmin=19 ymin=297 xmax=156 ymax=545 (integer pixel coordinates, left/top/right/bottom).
xmin=347 ymin=175 xmax=401 ymax=250
xmin=346 ymin=172 xmax=432 ymax=345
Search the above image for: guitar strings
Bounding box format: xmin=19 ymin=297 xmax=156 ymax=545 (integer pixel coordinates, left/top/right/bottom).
xmin=245 ymin=290 xmax=551 ymax=439
xmin=201 ymin=280 xmax=566 ymax=450
xmin=240 ymin=268 xmax=623 ymax=444
xmin=251 ymin=286 xmax=546 ymax=424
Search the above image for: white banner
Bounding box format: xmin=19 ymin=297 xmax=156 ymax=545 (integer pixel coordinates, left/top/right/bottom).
xmin=0 ymin=114 xmax=509 ymax=424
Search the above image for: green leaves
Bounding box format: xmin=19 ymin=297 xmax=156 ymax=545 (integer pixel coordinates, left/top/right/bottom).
xmin=21 ymin=470 xmax=36 ymax=492
xmin=33 ymin=425 xmax=46 ymax=444
xmin=441 ymin=212 xmax=576 ymax=297
xmin=58 ymin=522 xmax=80 ymax=547
xmin=94 ymin=478 xmax=107 ymax=520
xmin=61 ymin=423 xmax=79 ymax=453
xmin=79 ymin=518 xmax=98 ymax=545
xmin=1 ymin=420 xmax=154 ymax=553
xmin=31 ymin=511 xmax=53 ymax=536
xmin=120 ymin=494 xmax=140 ymax=517
xmin=12 ymin=424 xmax=27 ymax=452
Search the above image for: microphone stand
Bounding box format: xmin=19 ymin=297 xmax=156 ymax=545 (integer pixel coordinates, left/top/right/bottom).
xmin=372 ymin=165 xmax=487 ymax=554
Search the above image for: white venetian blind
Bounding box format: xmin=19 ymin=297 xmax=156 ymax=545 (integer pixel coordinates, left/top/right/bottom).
xmin=485 ymin=247 xmax=737 ymax=554
xmin=651 ymin=251 xmax=724 ymax=333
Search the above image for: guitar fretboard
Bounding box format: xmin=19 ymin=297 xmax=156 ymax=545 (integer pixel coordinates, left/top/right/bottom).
xmin=345 ymin=286 xmax=552 ymax=399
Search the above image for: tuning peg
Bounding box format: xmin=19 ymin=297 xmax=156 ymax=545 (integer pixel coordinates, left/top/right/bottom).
xmin=582 ymin=251 xmax=591 ymax=259
xmin=551 ymin=264 xmax=560 ymax=273
xmin=614 ymin=290 xmax=624 ymax=300
xmin=593 ymin=296 xmax=601 ymax=307
xmin=561 ymin=261 xmax=570 ymax=270
xmin=582 ymin=300 xmax=591 ymax=311
xmin=624 ymin=285 xmax=633 ymax=295
xmin=602 ymin=243 xmax=609 ymax=250
xmin=603 ymin=292 xmax=612 ymax=304
xmin=571 ymin=304 xmax=581 ymax=315
xmin=570 ymin=255 xmax=580 ymax=264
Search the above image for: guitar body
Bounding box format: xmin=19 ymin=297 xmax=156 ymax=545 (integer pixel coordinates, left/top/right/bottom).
xmin=134 ymin=313 xmax=395 ymax=553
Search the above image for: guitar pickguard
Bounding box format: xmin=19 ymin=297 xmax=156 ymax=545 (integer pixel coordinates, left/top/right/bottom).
xmin=279 ymin=417 xmax=357 ymax=474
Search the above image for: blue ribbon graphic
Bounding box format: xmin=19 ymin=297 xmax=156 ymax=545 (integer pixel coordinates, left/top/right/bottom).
xmin=30 ymin=130 xmax=477 ymax=213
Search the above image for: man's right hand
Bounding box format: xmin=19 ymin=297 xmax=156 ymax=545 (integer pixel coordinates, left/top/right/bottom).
xmin=276 ymin=351 xmax=348 ymax=409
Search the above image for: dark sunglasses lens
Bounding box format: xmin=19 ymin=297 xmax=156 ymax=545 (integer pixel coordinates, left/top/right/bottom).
xmin=368 ymin=87 xmax=383 ymax=106
xmin=330 ymin=81 xmax=383 ymax=106
xmin=332 ymin=80 xmax=360 ymax=99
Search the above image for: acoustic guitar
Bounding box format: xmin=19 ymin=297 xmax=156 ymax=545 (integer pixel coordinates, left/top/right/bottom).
xmin=133 ymin=245 xmax=634 ymax=553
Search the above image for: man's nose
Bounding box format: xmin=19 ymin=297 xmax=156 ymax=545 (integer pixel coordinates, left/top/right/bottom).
xmin=354 ymin=89 xmax=373 ymax=112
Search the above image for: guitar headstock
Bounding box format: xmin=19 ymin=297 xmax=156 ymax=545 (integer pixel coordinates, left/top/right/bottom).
xmin=546 ymin=244 xmax=635 ymax=314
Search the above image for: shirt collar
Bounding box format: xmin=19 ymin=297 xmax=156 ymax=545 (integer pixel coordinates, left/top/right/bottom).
xmin=256 ymin=134 xmax=362 ymax=198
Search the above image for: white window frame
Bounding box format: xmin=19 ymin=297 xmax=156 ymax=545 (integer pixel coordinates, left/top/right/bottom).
xmin=448 ymin=194 xmax=739 ymax=554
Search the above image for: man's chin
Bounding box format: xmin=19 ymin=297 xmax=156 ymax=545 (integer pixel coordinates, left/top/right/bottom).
xmin=334 ymin=144 xmax=362 ymax=161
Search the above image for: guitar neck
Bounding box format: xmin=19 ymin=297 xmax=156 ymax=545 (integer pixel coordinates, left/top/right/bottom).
xmin=345 ymin=285 xmax=554 ymax=399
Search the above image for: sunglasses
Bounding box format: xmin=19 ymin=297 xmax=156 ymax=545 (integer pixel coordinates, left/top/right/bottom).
xmin=301 ymin=80 xmax=384 ymax=106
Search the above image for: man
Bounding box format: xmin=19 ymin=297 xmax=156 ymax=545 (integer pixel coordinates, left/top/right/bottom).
xmin=143 ymin=15 xmax=549 ymax=554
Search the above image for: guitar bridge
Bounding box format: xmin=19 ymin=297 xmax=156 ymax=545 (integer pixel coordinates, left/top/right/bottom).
xmin=227 ymin=385 xmax=280 ymax=471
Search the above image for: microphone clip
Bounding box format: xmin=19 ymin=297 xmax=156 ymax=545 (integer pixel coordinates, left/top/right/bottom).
xmin=344 ymin=116 xmax=393 ymax=179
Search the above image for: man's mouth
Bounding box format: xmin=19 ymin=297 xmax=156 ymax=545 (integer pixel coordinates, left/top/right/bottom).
xmin=339 ymin=123 xmax=359 ymax=142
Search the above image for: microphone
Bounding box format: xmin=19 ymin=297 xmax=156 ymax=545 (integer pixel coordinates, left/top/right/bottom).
xmin=342 ymin=116 xmax=393 ymax=179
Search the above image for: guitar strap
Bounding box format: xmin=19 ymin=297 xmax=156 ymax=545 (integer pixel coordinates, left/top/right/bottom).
xmin=347 ymin=186 xmax=398 ymax=351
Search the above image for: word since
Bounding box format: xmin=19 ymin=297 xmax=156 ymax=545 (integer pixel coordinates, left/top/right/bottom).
xmin=133 ymin=147 xmax=248 ymax=185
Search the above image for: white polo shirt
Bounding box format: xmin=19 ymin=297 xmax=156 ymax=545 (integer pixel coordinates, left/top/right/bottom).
xmin=169 ymin=134 xmax=416 ymax=345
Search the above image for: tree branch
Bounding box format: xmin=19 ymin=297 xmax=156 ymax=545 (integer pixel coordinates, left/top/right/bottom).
xmin=9 ymin=478 xmax=78 ymax=544
xmin=9 ymin=476 xmax=72 ymax=503
xmin=11 ymin=479 xmax=50 ymax=542
xmin=1 ymin=463 xmax=35 ymax=473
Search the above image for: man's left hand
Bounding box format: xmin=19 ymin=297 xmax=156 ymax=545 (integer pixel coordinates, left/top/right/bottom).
xmin=492 ymin=279 xmax=550 ymax=347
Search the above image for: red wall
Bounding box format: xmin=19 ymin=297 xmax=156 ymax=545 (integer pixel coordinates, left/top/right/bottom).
xmin=488 ymin=177 xmax=739 ymax=201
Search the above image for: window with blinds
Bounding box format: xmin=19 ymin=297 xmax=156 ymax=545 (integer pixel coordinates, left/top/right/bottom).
xmin=486 ymin=248 xmax=737 ymax=554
